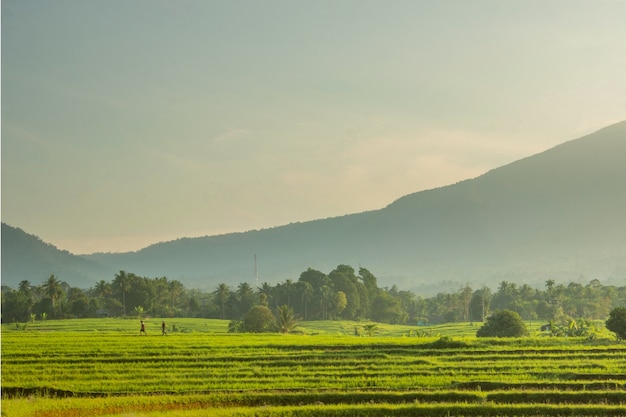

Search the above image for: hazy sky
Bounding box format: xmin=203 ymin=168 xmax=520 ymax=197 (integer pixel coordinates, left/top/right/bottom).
xmin=2 ymin=1 xmax=625 ymax=254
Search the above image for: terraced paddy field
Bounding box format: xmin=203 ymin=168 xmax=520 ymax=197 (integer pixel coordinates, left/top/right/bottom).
xmin=2 ymin=319 xmax=625 ymax=416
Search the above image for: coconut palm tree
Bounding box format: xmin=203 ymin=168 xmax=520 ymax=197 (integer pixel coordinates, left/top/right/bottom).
xmin=284 ymin=279 xmax=294 ymax=307
xmin=275 ymin=305 xmax=298 ymax=333
xmin=237 ymin=282 xmax=255 ymax=313
xmin=18 ymin=280 xmax=32 ymax=294
xmin=94 ymin=280 xmax=111 ymax=299
xmin=214 ymin=283 xmax=230 ymax=319
xmin=298 ymin=281 xmax=313 ymax=320
xmin=169 ymin=279 xmax=184 ymax=310
xmin=42 ymin=275 xmax=63 ymax=318
xmin=112 ymin=270 xmax=131 ymax=316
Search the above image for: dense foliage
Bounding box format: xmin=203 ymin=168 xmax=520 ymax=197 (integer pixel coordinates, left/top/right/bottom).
xmin=476 ymin=309 xmax=529 ymax=337
xmin=605 ymin=307 xmax=626 ymax=340
xmin=2 ymin=267 xmax=625 ymax=331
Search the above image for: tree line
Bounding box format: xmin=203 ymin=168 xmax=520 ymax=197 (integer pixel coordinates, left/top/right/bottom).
xmin=2 ymin=265 xmax=625 ymax=327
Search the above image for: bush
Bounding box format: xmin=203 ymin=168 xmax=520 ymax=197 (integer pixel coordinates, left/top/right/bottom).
xmin=477 ymin=310 xmax=529 ymax=338
xmin=426 ymin=336 xmax=469 ymax=349
xmin=242 ymin=305 xmax=276 ymax=333
xmin=228 ymin=320 xmax=243 ymax=333
xmin=606 ymin=307 xmax=626 ymax=340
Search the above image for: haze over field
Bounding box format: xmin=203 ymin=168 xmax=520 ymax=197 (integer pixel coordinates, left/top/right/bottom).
xmin=2 ymin=1 xmax=626 ymax=254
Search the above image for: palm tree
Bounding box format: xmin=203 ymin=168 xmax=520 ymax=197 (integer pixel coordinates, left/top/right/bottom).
xmin=112 ymin=270 xmax=131 ymax=316
xmin=298 ymin=281 xmax=313 ymax=320
xmin=284 ymin=279 xmax=294 ymax=307
xmin=214 ymin=283 xmax=230 ymax=319
xmin=94 ymin=280 xmax=111 ymax=299
xmin=42 ymin=275 xmax=63 ymax=318
xmin=18 ymin=280 xmax=33 ymax=305
xmin=18 ymin=280 xmax=32 ymax=294
xmin=320 ymin=285 xmax=333 ymax=320
xmin=259 ymin=282 xmax=274 ymax=307
xmin=460 ymin=284 xmax=473 ymax=322
xmin=169 ymin=280 xmax=184 ymax=310
xmin=17 ymin=280 xmax=34 ymax=318
xmin=237 ymin=282 xmax=255 ymax=312
xmin=275 ymin=305 xmax=298 ymax=333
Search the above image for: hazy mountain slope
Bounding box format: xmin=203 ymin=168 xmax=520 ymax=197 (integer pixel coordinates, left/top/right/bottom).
xmin=85 ymin=121 xmax=626 ymax=291
xmin=374 ymin=121 xmax=626 ymax=285
xmin=4 ymin=121 xmax=625 ymax=292
xmin=1 ymin=223 xmax=113 ymax=288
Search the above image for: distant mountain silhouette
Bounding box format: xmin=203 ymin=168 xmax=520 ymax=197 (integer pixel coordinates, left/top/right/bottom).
xmin=1 ymin=223 xmax=113 ymax=288
xmin=3 ymin=121 xmax=626 ymax=292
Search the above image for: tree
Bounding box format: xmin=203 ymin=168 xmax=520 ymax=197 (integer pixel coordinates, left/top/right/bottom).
xmin=329 ymin=265 xmax=361 ymax=320
xmin=169 ymin=279 xmax=184 ymax=311
xmin=476 ymin=309 xmax=529 ymax=338
xmin=299 ymin=268 xmax=328 ymax=319
xmin=606 ymin=307 xmax=626 ymax=340
xmin=491 ymin=281 xmax=520 ymax=314
xmin=2 ymin=290 xmax=31 ymax=322
xmin=18 ymin=280 xmax=33 ymax=298
xmin=242 ymin=305 xmax=276 ymax=333
xmin=358 ymin=267 xmax=379 ymax=300
xmin=94 ymin=280 xmax=111 ymax=299
xmin=284 ymin=279 xmax=294 ymax=307
xmin=214 ymin=283 xmax=230 ymax=319
xmin=469 ymin=287 xmax=491 ymax=322
xmin=17 ymin=280 xmax=34 ymax=317
xmin=67 ymin=287 xmax=90 ymax=318
xmin=42 ymin=275 xmax=64 ymax=318
xmin=319 ymin=285 xmax=333 ymax=320
xmin=333 ymin=290 xmax=348 ymax=318
xmin=298 ymin=281 xmax=314 ymax=320
xmin=459 ymin=284 xmax=473 ymax=322
xmin=236 ymin=282 xmax=255 ymax=315
xmin=112 ymin=271 xmax=131 ymax=316
xmin=259 ymin=282 xmax=274 ymax=308
xmin=370 ymin=292 xmax=405 ymax=324
xmin=275 ymin=305 xmax=298 ymax=333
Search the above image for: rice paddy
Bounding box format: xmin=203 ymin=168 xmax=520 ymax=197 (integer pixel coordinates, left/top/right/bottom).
xmin=2 ymin=318 xmax=625 ymax=416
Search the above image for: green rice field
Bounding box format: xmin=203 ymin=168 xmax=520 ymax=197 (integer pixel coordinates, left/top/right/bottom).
xmin=2 ymin=318 xmax=625 ymax=416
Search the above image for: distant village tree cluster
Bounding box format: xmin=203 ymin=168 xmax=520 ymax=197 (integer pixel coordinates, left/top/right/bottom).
xmin=1 ymin=265 xmax=625 ymax=334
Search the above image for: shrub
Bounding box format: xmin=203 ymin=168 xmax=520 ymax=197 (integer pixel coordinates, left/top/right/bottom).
xmin=427 ymin=336 xmax=469 ymax=349
xmin=606 ymin=307 xmax=626 ymax=340
xmin=228 ymin=320 xmax=243 ymax=333
xmin=477 ymin=309 xmax=528 ymax=337
xmin=243 ymin=305 xmax=276 ymax=333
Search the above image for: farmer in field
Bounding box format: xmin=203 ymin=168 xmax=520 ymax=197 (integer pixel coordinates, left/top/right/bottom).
xmin=161 ymin=320 xmax=167 ymax=335
xmin=140 ymin=320 xmax=147 ymax=336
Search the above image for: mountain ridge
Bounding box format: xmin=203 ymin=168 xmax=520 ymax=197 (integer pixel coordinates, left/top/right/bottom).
xmin=0 ymin=223 xmax=113 ymax=288
xmin=3 ymin=121 xmax=625 ymax=292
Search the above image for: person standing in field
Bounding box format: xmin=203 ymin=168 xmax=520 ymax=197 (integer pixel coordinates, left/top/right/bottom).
xmin=140 ymin=320 xmax=147 ymax=336
xmin=161 ymin=321 xmax=167 ymax=335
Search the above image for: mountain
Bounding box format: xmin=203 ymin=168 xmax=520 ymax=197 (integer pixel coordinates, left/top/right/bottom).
xmin=3 ymin=121 xmax=626 ymax=292
xmin=1 ymin=223 xmax=113 ymax=288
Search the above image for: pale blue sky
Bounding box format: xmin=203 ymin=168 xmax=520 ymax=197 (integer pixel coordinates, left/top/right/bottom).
xmin=2 ymin=0 xmax=625 ymax=254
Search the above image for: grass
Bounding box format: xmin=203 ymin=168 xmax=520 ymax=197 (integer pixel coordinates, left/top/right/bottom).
xmin=2 ymin=317 xmax=560 ymax=337
xmin=2 ymin=318 xmax=624 ymax=416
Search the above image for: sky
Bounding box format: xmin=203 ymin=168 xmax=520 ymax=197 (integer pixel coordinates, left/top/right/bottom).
xmin=2 ymin=1 xmax=626 ymax=254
